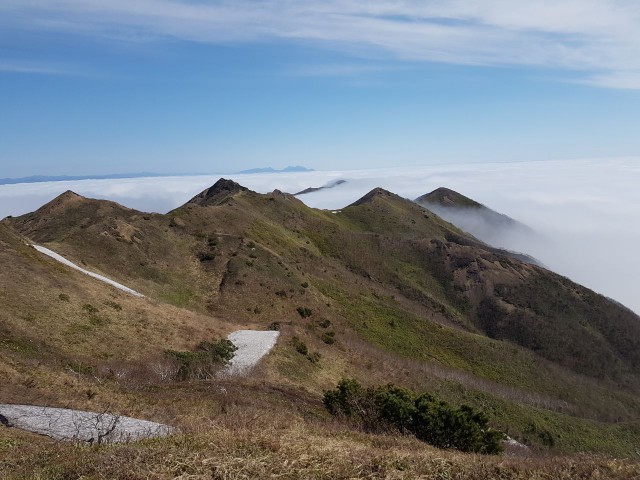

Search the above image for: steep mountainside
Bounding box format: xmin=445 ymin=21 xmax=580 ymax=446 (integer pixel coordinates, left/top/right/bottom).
xmin=3 ymin=178 xmax=640 ymax=459
xmin=415 ymin=187 xmax=536 ymax=250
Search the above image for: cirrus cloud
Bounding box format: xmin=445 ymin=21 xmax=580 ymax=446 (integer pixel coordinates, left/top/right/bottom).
xmin=1 ymin=0 xmax=640 ymax=88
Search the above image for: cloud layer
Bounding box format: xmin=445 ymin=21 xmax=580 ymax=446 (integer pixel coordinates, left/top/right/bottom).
xmin=2 ymin=0 xmax=640 ymax=87
xmin=1 ymin=157 xmax=640 ymax=314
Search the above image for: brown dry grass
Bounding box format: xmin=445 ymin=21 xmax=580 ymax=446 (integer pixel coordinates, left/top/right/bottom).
xmin=2 ymin=395 xmax=640 ymax=480
xmin=4 ymin=189 xmax=640 ymax=470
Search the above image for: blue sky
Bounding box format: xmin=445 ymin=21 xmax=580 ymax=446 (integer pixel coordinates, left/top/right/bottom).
xmin=1 ymin=1 xmax=640 ymax=177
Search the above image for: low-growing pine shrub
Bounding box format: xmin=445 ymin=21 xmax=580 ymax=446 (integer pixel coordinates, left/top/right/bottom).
xmin=321 ymin=331 xmax=336 ymax=344
xmin=324 ymin=378 xmax=504 ymax=454
xmin=165 ymin=339 xmax=237 ymax=380
xmin=318 ymin=319 xmax=332 ymax=328
xmin=292 ymin=336 xmax=308 ymax=355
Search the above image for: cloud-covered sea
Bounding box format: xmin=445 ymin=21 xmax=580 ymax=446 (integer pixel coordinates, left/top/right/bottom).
xmin=1 ymin=158 xmax=639 ymax=314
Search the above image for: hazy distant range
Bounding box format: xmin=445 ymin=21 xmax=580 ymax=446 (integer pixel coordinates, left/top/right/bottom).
xmin=0 ymin=166 xmax=314 ymax=186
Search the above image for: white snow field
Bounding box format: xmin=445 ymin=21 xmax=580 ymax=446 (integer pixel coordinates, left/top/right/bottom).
xmin=31 ymin=245 xmax=144 ymax=297
xmin=222 ymin=330 xmax=280 ymax=376
xmin=0 ymin=404 xmax=172 ymax=443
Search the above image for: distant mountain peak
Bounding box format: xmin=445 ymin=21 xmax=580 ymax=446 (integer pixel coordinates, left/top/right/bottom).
xmin=239 ymin=165 xmax=314 ymax=174
xmin=416 ymin=187 xmax=482 ymax=209
xmin=415 ymin=187 xmax=538 ymax=261
xmin=294 ymin=179 xmax=347 ymax=196
xmin=35 ymin=190 xmax=86 ymax=214
xmin=58 ymin=190 xmax=83 ymax=200
xmin=187 ymin=178 xmax=249 ymax=206
xmin=349 ymin=187 xmax=398 ymax=207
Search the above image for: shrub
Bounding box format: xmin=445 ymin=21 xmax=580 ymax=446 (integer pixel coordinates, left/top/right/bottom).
xmin=374 ymin=384 xmax=415 ymax=433
xmin=292 ymin=336 xmax=308 ymax=355
xmin=411 ymin=396 xmax=504 ymax=454
xmin=58 ymin=293 xmax=70 ymax=302
xmin=297 ymin=306 xmax=312 ymax=318
xmin=82 ymin=304 xmax=99 ymax=314
xmin=323 ymin=379 xmax=504 ymax=454
xmin=321 ymin=332 xmax=336 ymax=344
xmin=307 ymin=352 xmax=321 ymax=363
xmin=165 ymin=339 xmax=237 ymax=380
xmin=318 ymin=319 xmax=332 ymax=328
xmin=301 ymin=282 xmax=309 ymax=289
xmin=323 ymin=378 xmax=368 ymax=418
xmin=268 ymin=322 xmax=281 ymax=331
xmin=198 ymin=252 xmax=215 ymax=262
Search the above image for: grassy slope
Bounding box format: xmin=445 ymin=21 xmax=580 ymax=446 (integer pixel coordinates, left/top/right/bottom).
xmin=2 ymin=183 xmax=640 ymax=467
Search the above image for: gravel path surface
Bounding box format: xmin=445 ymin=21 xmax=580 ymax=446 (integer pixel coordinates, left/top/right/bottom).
xmin=32 ymin=245 xmax=144 ymax=297
xmin=0 ymin=404 xmax=172 ymax=443
xmin=222 ymin=330 xmax=280 ymax=376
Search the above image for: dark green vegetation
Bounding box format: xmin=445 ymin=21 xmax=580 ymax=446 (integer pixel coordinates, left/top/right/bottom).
xmin=324 ymin=379 xmax=505 ymax=454
xmin=165 ymin=339 xmax=237 ymax=380
xmin=2 ymin=178 xmax=640 ymax=477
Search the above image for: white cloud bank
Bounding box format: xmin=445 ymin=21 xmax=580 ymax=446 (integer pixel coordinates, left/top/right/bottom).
xmin=1 ymin=157 xmax=639 ymax=314
xmin=2 ymin=0 xmax=640 ymax=88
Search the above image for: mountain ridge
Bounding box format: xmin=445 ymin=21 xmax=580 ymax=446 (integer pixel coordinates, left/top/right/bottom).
xmin=3 ymin=177 xmax=640 ymax=461
xmin=238 ymin=165 xmax=314 ymax=174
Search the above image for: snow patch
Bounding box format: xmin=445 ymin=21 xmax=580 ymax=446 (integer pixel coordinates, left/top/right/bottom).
xmin=221 ymin=330 xmax=280 ymax=376
xmin=31 ymin=245 xmax=144 ymax=297
xmin=0 ymin=404 xmax=172 ymax=443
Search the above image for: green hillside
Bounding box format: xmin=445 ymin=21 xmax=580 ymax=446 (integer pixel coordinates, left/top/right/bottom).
xmin=2 ymin=179 xmax=640 ymax=477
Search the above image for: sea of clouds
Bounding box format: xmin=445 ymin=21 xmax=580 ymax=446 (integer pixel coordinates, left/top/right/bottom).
xmin=1 ymin=157 xmax=639 ymax=314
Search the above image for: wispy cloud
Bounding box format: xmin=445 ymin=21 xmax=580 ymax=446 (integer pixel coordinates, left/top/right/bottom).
xmin=2 ymin=1 xmax=640 ymax=88
xmin=0 ymin=60 xmax=79 ymax=76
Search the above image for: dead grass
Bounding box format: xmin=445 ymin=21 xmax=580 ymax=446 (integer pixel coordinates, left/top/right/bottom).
xmin=4 ymin=189 xmax=640 ymax=469
xmin=2 ymin=401 xmax=640 ymax=480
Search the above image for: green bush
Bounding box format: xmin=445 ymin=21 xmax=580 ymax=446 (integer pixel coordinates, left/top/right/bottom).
xmin=321 ymin=332 xmax=336 ymax=344
xmin=307 ymin=352 xmax=321 ymax=363
xmin=292 ymin=336 xmax=308 ymax=355
xmin=411 ymin=396 xmax=504 ymax=454
xmin=165 ymin=339 xmax=237 ymax=380
xmin=297 ymin=306 xmax=312 ymax=318
xmin=198 ymin=252 xmax=215 ymax=262
xmin=318 ymin=319 xmax=332 ymax=328
xmin=323 ymin=379 xmax=504 ymax=454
